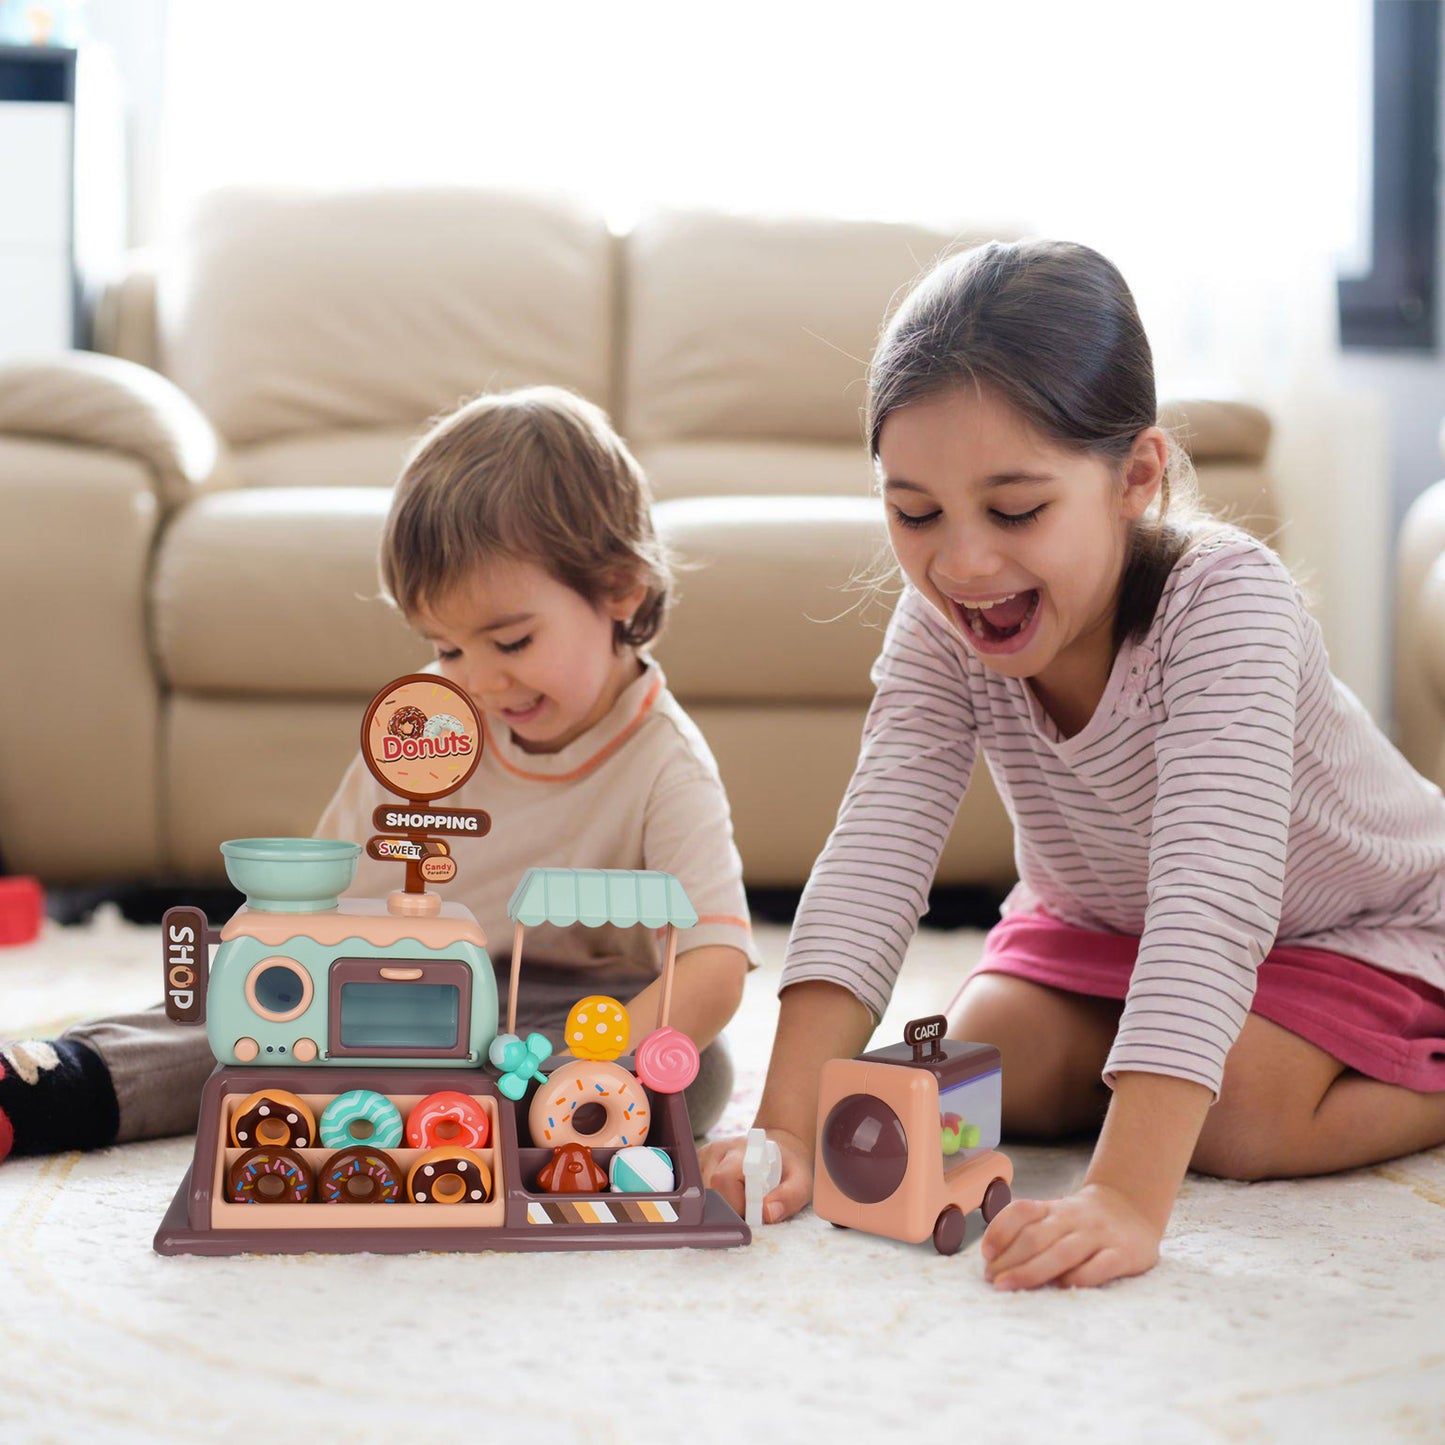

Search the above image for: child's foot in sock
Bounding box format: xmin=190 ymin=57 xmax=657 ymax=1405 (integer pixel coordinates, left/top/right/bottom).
xmin=0 ymin=1038 xmax=119 ymax=1162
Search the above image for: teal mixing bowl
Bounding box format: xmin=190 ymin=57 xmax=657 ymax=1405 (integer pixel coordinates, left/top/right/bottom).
xmin=219 ymin=838 xmax=362 ymax=912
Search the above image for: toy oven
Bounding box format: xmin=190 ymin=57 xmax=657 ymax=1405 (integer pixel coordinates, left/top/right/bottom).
xmin=324 ymin=957 xmax=474 ymax=1059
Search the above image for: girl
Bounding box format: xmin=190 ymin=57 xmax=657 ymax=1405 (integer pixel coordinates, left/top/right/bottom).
xmin=0 ymin=386 xmax=757 ymax=1161
xmin=701 ymin=239 xmax=1445 ymax=1290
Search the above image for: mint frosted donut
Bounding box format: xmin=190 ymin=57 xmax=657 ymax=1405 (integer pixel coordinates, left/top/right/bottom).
xmin=423 ymin=712 xmax=466 ymax=739
xmin=318 ymin=1089 xmax=404 ymax=1150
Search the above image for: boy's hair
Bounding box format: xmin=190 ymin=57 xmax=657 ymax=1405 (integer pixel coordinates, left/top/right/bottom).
xmin=381 ymin=386 xmax=671 ymax=649
xmin=867 ymin=238 xmax=1220 ymax=646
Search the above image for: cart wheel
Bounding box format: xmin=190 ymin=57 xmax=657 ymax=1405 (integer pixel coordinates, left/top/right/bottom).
xmin=932 ymin=1205 xmax=966 ymax=1256
xmin=981 ymin=1177 xmax=1011 ymax=1224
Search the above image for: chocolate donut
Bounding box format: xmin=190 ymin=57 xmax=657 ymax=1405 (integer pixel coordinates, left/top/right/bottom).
xmin=406 ymin=1146 xmax=493 ymax=1204
xmin=228 ymin=1145 xmax=314 ymax=1204
xmin=230 ymin=1089 xmax=316 ymax=1149
xmin=387 ymin=705 xmax=428 ymax=739
xmin=317 ymin=1146 xmax=403 ymax=1203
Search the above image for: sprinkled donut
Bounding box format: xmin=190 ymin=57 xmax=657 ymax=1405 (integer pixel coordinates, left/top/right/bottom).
xmin=318 ymin=1146 xmax=403 ymax=1203
xmin=319 ymin=1088 xmax=404 ymax=1150
xmin=406 ymin=1147 xmax=492 ymax=1204
xmin=528 ymin=1059 xmax=650 ymax=1149
xmin=387 ymin=704 xmax=428 ymax=738
xmin=227 ymin=1145 xmax=314 ymax=1204
xmin=405 ymin=1090 xmax=491 ymax=1150
xmin=230 ymin=1089 xmax=316 ymax=1149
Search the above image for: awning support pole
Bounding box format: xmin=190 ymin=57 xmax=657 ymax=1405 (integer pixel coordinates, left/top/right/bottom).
xmin=659 ymin=922 xmax=679 ymax=1029
xmin=507 ymin=920 xmax=526 ymax=1036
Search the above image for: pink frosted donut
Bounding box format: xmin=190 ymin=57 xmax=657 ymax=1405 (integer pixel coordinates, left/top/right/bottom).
xmin=405 ymin=1090 xmax=491 ymax=1150
xmin=635 ymin=1027 xmax=700 ymax=1093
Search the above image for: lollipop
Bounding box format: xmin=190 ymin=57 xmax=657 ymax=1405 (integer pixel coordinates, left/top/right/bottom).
xmin=634 ymin=1026 xmax=700 ymax=1094
xmin=489 ymin=1031 xmax=552 ymax=1101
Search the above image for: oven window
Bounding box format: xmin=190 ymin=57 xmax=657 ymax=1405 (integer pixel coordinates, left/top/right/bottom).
xmin=339 ymin=982 xmax=460 ymax=1050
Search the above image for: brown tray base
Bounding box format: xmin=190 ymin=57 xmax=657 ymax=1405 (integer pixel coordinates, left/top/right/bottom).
xmin=153 ymin=1165 xmax=749 ymax=1254
xmin=153 ymin=1064 xmax=749 ymax=1255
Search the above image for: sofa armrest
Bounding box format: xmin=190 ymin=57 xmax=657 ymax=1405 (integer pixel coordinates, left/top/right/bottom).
xmin=0 ymin=354 xmax=234 ymax=881
xmin=0 ymin=353 xmax=235 ymax=511
xmin=1395 ymin=475 xmax=1445 ymax=783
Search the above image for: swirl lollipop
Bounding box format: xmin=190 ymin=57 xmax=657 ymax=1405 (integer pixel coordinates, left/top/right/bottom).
xmin=634 ymin=1026 xmax=700 ymax=1094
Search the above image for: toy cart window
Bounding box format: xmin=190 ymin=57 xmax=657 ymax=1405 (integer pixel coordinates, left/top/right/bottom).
xmin=938 ymin=1068 xmax=1002 ymax=1167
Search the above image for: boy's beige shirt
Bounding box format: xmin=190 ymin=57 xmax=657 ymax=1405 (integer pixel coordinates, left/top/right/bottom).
xmin=315 ymin=659 xmax=760 ymax=991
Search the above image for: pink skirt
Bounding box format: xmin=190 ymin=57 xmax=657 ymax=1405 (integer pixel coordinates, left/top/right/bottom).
xmin=968 ymin=909 xmax=1445 ymax=1092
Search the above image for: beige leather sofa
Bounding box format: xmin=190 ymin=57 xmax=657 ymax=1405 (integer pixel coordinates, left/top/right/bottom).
xmin=1395 ymin=431 xmax=1445 ymax=789
xmin=0 ymin=189 xmax=1279 ymax=891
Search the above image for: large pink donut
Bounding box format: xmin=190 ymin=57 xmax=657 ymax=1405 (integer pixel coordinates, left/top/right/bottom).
xmin=405 ymin=1090 xmax=491 ymax=1150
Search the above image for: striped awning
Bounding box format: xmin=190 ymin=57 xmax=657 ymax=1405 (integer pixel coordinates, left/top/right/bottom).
xmin=506 ymin=868 xmax=698 ymax=930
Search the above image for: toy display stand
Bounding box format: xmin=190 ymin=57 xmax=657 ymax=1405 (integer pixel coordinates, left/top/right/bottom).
xmin=154 ymin=1061 xmax=746 ymax=1256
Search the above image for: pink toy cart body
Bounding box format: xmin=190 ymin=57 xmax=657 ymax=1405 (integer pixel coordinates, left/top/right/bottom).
xmin=813 ymin=1021 xmax=1014 ymax=1256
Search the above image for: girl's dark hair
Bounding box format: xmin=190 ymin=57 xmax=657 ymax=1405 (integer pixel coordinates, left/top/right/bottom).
xmin=867 ymin=238 xmax=1213 ymax=645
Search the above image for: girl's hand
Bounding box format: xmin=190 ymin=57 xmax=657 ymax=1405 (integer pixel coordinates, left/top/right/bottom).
xmin=698 ymin=1128 xmax=813 ymax=1224
xmin=980 ymin=1182 xmax=1163 ymax=1290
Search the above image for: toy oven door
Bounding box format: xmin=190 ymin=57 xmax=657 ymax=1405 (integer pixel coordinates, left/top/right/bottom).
xmin=327 ymin=958 xmax=474 ymax=1059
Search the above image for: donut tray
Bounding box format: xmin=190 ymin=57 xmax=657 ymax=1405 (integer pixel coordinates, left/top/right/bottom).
xmin=154 ymin=1063 xmax=750 ymax=1255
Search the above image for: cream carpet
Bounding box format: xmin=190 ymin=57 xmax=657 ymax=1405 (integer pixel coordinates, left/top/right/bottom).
xmin=1 ymin=907 xmax=1443 ymax=1444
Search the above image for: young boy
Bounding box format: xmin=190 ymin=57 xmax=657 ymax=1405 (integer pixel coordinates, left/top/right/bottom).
xmin=0 ymin=387 xmax=758 ymax=1159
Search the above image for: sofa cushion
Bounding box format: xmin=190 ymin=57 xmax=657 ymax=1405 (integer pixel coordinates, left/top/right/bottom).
xmin=159 ymin=187 xmax=616 ymax=448
xmin=233 ymin=425 xmax=423 ymax=490
xmin=153 ymin=488 xmax=426 ymax=695
xmin=624 ymin=209 xmax=995 ymax=447
xmin=653 ymin=496 xmax=889 ymax=702
xmin=637 ymin=439 xmax=873 ymax=501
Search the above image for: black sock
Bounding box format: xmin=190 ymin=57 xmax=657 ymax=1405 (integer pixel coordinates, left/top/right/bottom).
xmin=0 ymin=1038 xmax=120 ymax=1161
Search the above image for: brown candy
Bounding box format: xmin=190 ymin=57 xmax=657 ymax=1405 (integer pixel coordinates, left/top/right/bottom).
xmin=537 ymin=1142 xmax=609 ymax=1194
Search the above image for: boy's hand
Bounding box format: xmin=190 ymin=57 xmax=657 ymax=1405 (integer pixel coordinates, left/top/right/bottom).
xmin=699 ymin=1128 xmax=813 ymax=1224
xmin=980 ymin=1182 xmax=1162 ymax=1290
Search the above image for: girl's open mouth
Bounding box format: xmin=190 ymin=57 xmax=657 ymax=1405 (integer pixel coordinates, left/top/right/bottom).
xmin=951 ymin=589 xmax=1041 ymax=656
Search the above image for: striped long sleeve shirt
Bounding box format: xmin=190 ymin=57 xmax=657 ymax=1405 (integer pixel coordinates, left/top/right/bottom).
xmin=779 ymin=529 xmax=1445 ymax=1096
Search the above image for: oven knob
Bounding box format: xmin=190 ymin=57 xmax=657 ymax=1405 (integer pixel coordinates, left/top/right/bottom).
xmin=234 ymin=1037 xmax=259 ymax=1062
xmin=292 ymin=1037 xmax=318 ymax=1062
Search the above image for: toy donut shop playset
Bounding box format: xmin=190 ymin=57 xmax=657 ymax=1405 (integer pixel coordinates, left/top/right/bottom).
xmin=152 ymin=673 xmax=750 ymax=1255
xmin=152 ymin=672 xmax=1013 ymax=1259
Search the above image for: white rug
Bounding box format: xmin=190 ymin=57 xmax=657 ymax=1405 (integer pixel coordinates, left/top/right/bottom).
xmin=1 ymin=907 xmax=1443 ymax=1444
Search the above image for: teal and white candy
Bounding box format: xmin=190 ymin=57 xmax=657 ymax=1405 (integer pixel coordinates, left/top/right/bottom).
xmin=319 ymin=1088 xmax=405 ymax=1150
xmin=609 ymin=1146 xmax=674 ymax=1194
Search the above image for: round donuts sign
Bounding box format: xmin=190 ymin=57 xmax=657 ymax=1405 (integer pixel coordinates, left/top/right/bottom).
xmin=360 ymin=675 xmax=482 ymax=802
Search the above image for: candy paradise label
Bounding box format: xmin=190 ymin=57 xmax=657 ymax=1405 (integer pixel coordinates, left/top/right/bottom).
xmin=360 ymin=674 xmax=483 ymax=801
